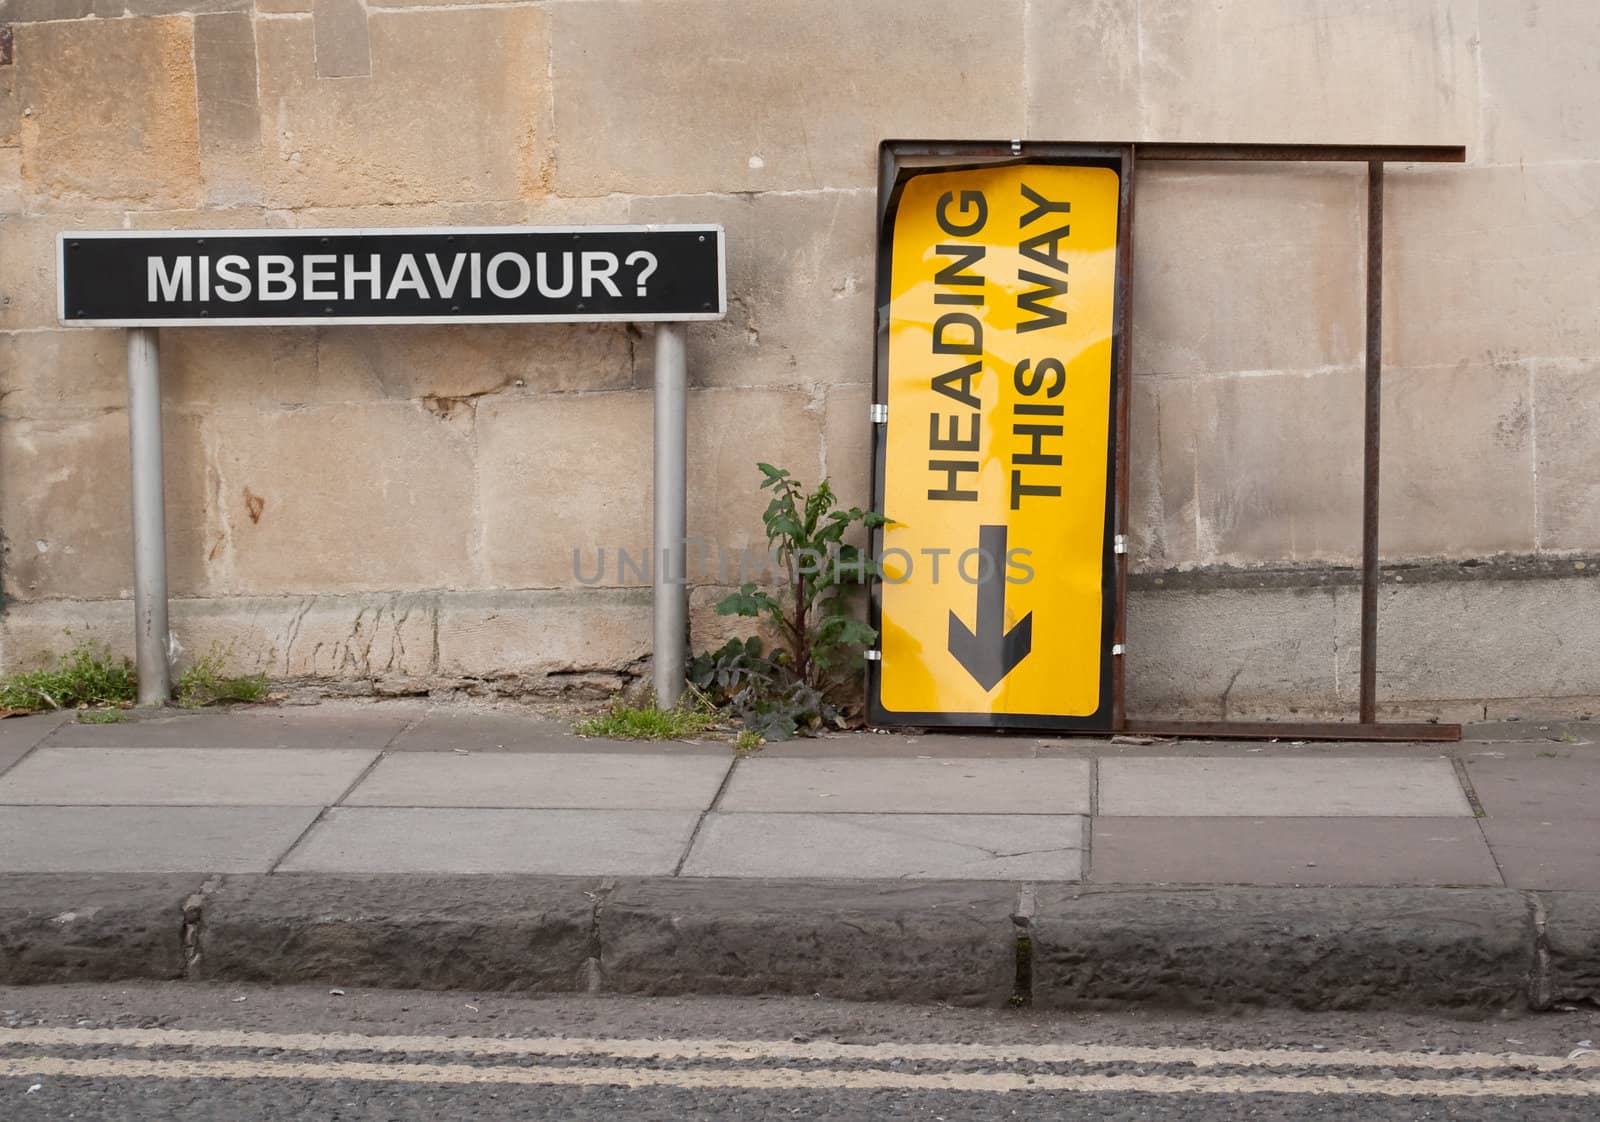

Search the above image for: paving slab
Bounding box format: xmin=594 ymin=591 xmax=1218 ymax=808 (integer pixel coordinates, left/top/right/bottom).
xmin=1464 ymin=719 xmax=1600 ymax=743
xmin=1463 ymin=756 xmax=1600 ymax=819
xmin=681 ymin=812 xmax=1084 ymax=880
xmin=1480 ymin=819 xmax=1600 ymax=889
xmin=720 ymin=756 xmax=1091 ymax=814
xmin=43 ymin=709 xmax=411 ymax=750
xmin=1098 ymin=757 xmax=1472 ymax=817
xmin=0 ymin=806 xmax=321 ymax=873
xmin=0 ymin=747 xmax=378 ymax=806
xmin=0 ymin=712 xmax=69 ymax=776
xmin=344 ymin=751 xmax=730 ymax=810
xmin=278 ymin=807 xmax=700 ymax=876
xmin=1089 ymin=817 xmax=1502 ymax=886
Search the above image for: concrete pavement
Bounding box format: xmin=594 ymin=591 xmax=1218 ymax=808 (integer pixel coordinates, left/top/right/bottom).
xmin=0 ymin=703 xmax=1597 ymax=1011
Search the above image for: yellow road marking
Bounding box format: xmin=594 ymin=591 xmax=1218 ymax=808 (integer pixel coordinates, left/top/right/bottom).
xmin=2 ymin=1026 xmax=1596 ymax=1075
xmin=0 ymin=1054 xmax=1595 ymax=1097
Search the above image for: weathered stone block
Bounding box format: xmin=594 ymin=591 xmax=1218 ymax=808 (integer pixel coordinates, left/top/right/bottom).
xmin=313 ymin=0 xmax=371 ymax=79
xmin=1481 ymin=1 xmax=1600 ymax=164
xmin=477 ymin=390 xmax=651 ymax=589
xmin=1133 ymin=164 xmax=1364 ymax=378
xmin=203 ymin=403 xmax=478 ymax=593
xmin=435 ymin=588 xmax=650 ymax=678
xmin=2 ymin=1 xmax=118 ymax=23
xmin=0 ymin=410 xmax=209 ymax=600
xmin=550 ymin=0 xmax=1026 ymax=195
xmin=1184 ymin=368 xmax=1364 ymax=565
xmin=0 ymin=599 xmax=135 ymax=674
xmin=628 ymin=190 xmax=875 ymax=387
xmin=477 ymin=387 xmax=821 ymax=589
xmin=822 ymin=382 xmax=872 ymax=513
xmin=0 ymin=149 xmax=19 ymax=214
xmin=1126 ymin=375 xmax=1199 ymax=570
xmin=1126 ymin=585 xmax=1342 ymax=718
xmin=1533 ymin=362 xmax=1600 ymax=552
xmin=0 ymin=329 xmax=130 ymax=417
xmin=1130 ymin=0 xmax=1477 ymax=144
xmin=255 ymin=8 xmax=547 ymax=208
xmin=171 ymin=593 xmax=439 ymax=680
xmin=315 ymin=322 xmax=635 ymax=406
xmin=159 ymin=327 xmax=324 ymax=410
xmin=1338 ymin=578 xmax=1600 ymax=705
xmin=289 ymin=197 xmax=622 ymax=232
xmin=369 ymin=0 xmax=525 ymax=6
xmin=1380 ymin=363 xmax=1536 ymax=557
xmin=194 ymin=11 xmax=262 ymax=206
xmin=17 ymin=17 xmax=201 ymax=208
xmin=124 ymin=0 xmax=251 ymax=13
xmin=124 ymin=207 xmax=289 ymax=233
xmin=0 ymin=66 xmax=18 ymax=148
xmin=600 ymin=878 xmax=1018 ymax=1006
xmin=1025 ymin=0 xmax=1142 ymax=139
xmin=1386 ymin=163 xmax=1600 ymax=368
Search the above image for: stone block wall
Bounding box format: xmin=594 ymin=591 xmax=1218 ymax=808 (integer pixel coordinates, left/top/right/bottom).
xmin=0 ymin=0 xmax=1596 ymax=717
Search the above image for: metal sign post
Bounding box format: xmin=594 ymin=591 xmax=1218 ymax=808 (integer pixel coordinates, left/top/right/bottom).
xmin=652 ymin=324 xmax=688 ymax=708
xmin=58 ymin=225 xmax=727 ymax=706
xmin=126 ymin=327 xmax=170 ymax=706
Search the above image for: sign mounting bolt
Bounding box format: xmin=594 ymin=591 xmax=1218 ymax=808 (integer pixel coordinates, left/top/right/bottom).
xmin=870 ymin=403 xmax=887 ymax=423
xmin=1111 ymin=643 xmax=1126 ymax=656
xmin=1114 ymin=534 xmax=1128 ymax=555
xmin=863 ymin=649 xmax=882 ymax=662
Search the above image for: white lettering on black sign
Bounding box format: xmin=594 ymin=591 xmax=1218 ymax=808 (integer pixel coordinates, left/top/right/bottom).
xmin=59 ymin=226 xmax=725 ymax=326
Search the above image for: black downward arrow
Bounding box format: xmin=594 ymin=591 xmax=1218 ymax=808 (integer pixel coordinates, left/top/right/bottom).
xmin=947 ymin=524 xmax=1033 ymax=691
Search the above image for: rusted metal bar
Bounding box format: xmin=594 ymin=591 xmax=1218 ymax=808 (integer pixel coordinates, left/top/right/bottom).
xmin=1135 ymin=143 xmax=1465 ymax=164
xmin=1359 ymin=162 xmax=1384 ymax=724
xmin=1123 ymin=719 xmax=1462 ymax=743
xmin=1111 ymin=146 xmax=1136 ymax=730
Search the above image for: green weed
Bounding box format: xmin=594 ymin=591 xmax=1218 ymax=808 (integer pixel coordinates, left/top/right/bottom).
xmin=0 ymin=642 xmax=137 ymax=711
xmin=77 ymin=708 xmax=126 ymax=724
xmin=176 ymin=648 xmax=270 ymax=708
xmin=575 ymin=700 xmax=716 ymax=741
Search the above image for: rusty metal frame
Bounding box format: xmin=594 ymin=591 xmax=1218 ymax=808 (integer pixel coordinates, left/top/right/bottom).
xmin=878 ymin=140 xmax=1467 ymax=742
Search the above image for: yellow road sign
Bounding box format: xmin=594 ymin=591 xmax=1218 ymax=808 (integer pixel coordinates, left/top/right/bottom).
xmin=870 ymin=159 xmax=1123 ymax=727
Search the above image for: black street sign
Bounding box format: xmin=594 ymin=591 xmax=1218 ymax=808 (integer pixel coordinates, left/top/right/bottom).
xmin=57 ymin=226 xmax=726 ymax=326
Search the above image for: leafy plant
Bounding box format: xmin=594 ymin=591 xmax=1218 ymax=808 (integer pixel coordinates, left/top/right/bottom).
xmin=687 ymin=636 xmax=819 ymax=741
xmin=694 ymin=463 xmax=886 ymax=739
xmin=176 ymin=647 xmax=270 ymax=708
xmin=575 ymin=699 xmax=716 ymax=741
xmin=0 ymin=642 xmax=137 ymax=711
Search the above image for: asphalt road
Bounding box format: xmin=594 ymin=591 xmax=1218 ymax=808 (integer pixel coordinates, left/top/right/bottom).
xmin=2 ymin=984 xmax=1597 ymax=1119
